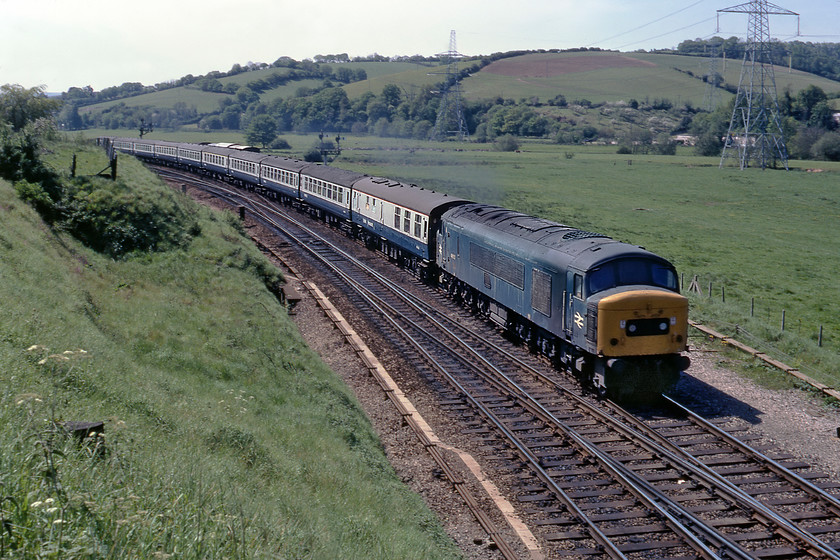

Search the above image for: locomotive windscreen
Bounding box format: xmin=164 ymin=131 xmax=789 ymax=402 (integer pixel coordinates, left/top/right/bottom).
xmin=586 ymin=259 xmax=678 ymax=296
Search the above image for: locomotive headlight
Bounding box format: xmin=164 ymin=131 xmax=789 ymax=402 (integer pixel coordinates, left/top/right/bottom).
xmin=628 ymin=324 xmax=637 ymax=333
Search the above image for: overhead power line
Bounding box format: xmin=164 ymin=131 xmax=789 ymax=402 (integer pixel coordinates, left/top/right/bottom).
xmin=587 ymin=0 xmax=707 ymax=47
xmin=615 ymin=16 xmax=717 ymax=50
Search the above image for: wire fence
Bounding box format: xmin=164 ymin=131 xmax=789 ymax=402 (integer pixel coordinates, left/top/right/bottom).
xmin=682 ymin=274 xmax=838 ymax=390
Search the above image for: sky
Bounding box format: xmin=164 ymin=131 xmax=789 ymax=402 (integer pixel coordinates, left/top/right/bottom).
xmin=2 ymin=0 xmax=839 ymax=93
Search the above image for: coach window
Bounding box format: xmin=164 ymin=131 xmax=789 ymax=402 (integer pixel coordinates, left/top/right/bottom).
xmin=414 ymin=214 xmax=422 ymax=238
xmin=403 ymin=211 xmax=411 ymax=233
xmin=394 ymin=207 xmax=401 ymax=228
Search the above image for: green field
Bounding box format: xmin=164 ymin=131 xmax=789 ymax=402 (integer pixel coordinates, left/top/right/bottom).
xmin=462 ymin=51 xmax=840 ymax=106
xmin=79 ymin=61 xmax=446 ymax=115
xmin=0 ymin=141 xmax=462 ymax=558
xmin=77 ymin=87 xmax=231 ymax=115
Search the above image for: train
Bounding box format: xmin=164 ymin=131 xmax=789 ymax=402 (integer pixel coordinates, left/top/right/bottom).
xmin=102 ymin=136 xmax=691 ymax=399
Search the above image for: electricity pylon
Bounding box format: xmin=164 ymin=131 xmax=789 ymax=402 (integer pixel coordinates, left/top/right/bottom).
xmin=432 ymin=30 xmax=469 ymax=141
xmin=718 ymin=0 xmax=798 ymax=170
xmin=703 ymin=39 xmax=723 ymax=112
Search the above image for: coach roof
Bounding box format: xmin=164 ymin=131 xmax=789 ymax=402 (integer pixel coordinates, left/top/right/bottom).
xmin=303 ymin=165 xmax=366 ymax=186
xmin=354 ymin=176 xmax=467 ymax=215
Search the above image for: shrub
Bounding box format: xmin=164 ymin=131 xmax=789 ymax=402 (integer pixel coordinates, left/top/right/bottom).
xmin=269 ymin=137 xmax=291 ymax=150
xmin=493 ymin=134 xmax=519 ymax=152
xmin=810 ymin=132 xmax=840 ymax=161
xmin=303 ymin=147 xmax=324 ymax=162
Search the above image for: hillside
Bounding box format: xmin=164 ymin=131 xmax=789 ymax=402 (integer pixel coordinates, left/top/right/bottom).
xmin=0 ymin=139 xmax=462 ymax=559
xmin=462 ymin=51 xmax=840 ymax=106
xmin=62 ymin=49 xmax=840 ymax=158
xmin=75 ymin=50 xmax=840 ymax=118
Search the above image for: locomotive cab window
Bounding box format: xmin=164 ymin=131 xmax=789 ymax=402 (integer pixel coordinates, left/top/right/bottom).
xmin=574 ymin=274 xmax=584 ymax=299
xmin=587 ymin=259 xmax=678 ymax=296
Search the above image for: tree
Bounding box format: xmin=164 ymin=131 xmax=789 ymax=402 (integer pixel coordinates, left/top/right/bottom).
xmin=245 ymin=115 xmax=277 ymax=148
xmin=0 ymin=84 xmax=60 ymax=132
xmin=381 ymin=84 xmax=402 ymax=110
xmin=811 ymin=132 xmax=840 ymax=161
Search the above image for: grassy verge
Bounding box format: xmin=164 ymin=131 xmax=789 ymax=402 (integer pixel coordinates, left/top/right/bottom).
xmin=0 ymin=139 xmax=461 ymax=559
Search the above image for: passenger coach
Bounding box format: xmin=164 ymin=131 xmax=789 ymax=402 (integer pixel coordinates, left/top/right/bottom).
xmin=351 ymin=176 xmax=467 ymax=275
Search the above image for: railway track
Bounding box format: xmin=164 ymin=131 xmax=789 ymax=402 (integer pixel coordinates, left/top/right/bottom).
xmin=154 ymin=166 xmax=840 ymax=559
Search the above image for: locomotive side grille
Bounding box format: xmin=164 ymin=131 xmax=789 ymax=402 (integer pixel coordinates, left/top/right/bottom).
xmin=586 ymin=301 xmax=598 ymax=343
xmin=531 ymin=269 xmax=552 ymax=317
xmin=470 ymin=243 xmax=525 ymax=290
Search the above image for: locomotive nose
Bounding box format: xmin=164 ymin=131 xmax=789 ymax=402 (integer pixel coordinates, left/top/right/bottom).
xmin=595 ymin=289 xmax=689 ymax=357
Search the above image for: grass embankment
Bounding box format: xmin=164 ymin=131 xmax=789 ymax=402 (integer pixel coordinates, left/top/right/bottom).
xmin=0 ymin=139 xmax=461 ymax=559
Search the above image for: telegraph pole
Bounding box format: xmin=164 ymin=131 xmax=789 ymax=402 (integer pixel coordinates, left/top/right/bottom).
xmin=718 ymin=0 xmax=798 ymax=170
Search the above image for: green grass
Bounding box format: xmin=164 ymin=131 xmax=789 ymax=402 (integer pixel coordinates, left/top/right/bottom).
xmin=0 ymin=140 xmax=462 ymax=559
xmin=628 ymin=52 xmax=840 ymax=98
xmin=77 ymin=88 xmax=232 ymax=115
xmin=342 ymin=63 xmax=449 ymax=100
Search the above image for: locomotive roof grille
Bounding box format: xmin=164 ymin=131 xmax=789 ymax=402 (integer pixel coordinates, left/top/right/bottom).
xmin=563 ymin=230 xmax=609 ymax=240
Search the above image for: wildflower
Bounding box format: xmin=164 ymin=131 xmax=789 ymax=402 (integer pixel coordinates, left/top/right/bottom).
xmin=15 ymin=393 xmax=43 ymax=405
xmin=38 ymin=354 xmax=70 ymax=365
xmin=30 ymin=501 xmax=43 ymax=508
xmin=52 ymin=519 xmax=64 ymax=525
xmin=46 ymin=507 xmax=60 ymax=514
xmin=26 ymin=344 xmax=46 ymax=352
